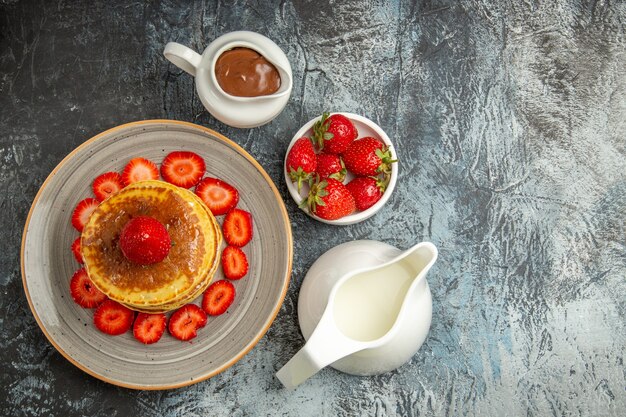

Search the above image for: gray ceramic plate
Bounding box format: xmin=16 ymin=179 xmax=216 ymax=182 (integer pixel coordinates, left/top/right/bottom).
xmin=21 ymin=120 xmax=292 ymax=389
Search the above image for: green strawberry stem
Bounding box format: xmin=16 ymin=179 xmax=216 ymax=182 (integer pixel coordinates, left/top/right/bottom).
xmin=289 ymin=166 xmax=313 ymax=193
xmin=312 ymin=112 xmax=334 ymax=151
xmin=371 ymin=174 xmax=390 ymax=192
xmin=300 ymin=176 xmax=328 ymax=213
xmin=328 ymin=158 xmax=347 ymax=182
xmin=375 ymin=147 xmax=397 ymax=176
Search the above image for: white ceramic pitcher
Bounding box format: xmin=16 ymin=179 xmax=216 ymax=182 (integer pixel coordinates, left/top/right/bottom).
xmin=276 ymin=240 xmax=437 ymax=389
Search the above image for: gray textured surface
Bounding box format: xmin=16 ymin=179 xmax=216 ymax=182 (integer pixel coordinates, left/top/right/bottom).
xmin=1 ymin=0 xmax=625 ymax=416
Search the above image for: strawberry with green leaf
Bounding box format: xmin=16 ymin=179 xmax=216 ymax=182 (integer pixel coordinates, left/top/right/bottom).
xmin=342 ymin=137 xmax=396 ymax=178
xmin=286 ymin=137 xmax=317 ymax=192
xmin=304 ymin=177 xmax=355 ymax=220
xmin=316 ymin=153 xmax=346 ymax=182
xmin=346 ymin=176 xmax=387 ymax=211
xmin=312 ymin=112 xmax=358 ymax=154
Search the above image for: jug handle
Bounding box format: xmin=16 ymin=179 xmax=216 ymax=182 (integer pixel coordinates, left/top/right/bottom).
xmin=163 ymin=42 xmax=202 ymax=77
xmin=276 ymin=310 xmax=367 ymax=389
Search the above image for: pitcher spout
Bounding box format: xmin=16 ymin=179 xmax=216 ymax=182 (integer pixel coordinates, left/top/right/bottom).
xmin=401 ymin=241 xmax=438 ymax=284
xmin=276 ymin=305 xmax=369 ymax=389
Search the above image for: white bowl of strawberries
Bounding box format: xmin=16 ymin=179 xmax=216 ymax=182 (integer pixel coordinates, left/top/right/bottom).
xmin=284 ymin=112 xmax=398 ymax=225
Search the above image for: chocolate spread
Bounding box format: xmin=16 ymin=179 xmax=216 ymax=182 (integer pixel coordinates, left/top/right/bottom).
xmin=215 ymin=47 xmax=281 ymax=97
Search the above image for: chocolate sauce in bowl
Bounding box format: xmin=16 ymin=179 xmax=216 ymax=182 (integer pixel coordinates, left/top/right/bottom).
xmin=215 ymin=47 xmax=281 ymax=97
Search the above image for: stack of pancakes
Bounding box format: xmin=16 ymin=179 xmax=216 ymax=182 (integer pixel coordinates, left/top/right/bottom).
xmin=80 ymin=180 xmax=222 ymax=313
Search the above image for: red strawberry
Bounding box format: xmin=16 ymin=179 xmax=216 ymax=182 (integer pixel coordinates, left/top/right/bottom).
xmin=71 ymin=237 xmax=83 ymax=264
xmin=195 ymin=177 xmax=239 ymax=216
xmin=69 ymin=268 xmax=107 ymax=308
xmin=305 ymin=177 xmax=355 ymax=220
xmin=346 ymin=176 xmax=386 ymax=211
xmin=71 ymin=198 xmax=99 ymax=232
xmin=93 ymin=299 xmax=134 ymax=335
xmin=342 ymin=137 xmax=396 ymax=177
xmin=133 ymin=313 xmax=167 ymax=344
xmin=202 ymin=280 xmax=235 ymax=316
xmin=168 ymin=304 xmax=207 ymax=341
xmin=92 ymin=171 xmax=123 ymax=201
xmin=316 ymin=153 xmax=346 ymax=182
xmin=160 ymin=151 xmax=206 ymax=188
xmin=222 ymin=209 xmax=253 ymax=247
xmin=121 ymin=157 xmax=159 ymax=186
xmin=312 ymin=112 xmax=358 ymax=154
xmin=286 ymin=137 xmax=317 ymax=192
xmin=119 ymin=216 xmax=171 ymax=265
xmin=221 ymin=246 xmax=249 ymax=280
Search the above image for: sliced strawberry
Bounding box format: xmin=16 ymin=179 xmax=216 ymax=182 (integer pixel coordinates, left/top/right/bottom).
xmin=71 ymin=237 xmax=83 ymax=264
xmin=160 ymin=151 xmax=206 ymax=188
xmin=221 ymin=246 xmax=249 ymax=280
xmin=93 ymin=299 xmax=134 ymax=335
xmin=71 ymin=198 xmax=99 ymax=232
xmin=222 ymin=208 xmax=253 ymax=247
xmin=121 ymin=157 xmax=159 ymax=187
xmin=168 ymin=304 xmax=207 ymax=341
xmin=202 ymin=280 xmax=235 ymax=316
xmin=69 ymin=268 xmax=107 ymax=308
xmin=133 ymin=313 xmax=167 ymax=344
xmin=92 ymin=171 xmax=123 ymax=201
xmin=195 ymin=177 xmax=239 ymax=216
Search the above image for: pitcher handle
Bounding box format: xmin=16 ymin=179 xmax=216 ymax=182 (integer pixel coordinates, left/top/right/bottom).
xmin=163 ymin=42 xmax=202 ymax=77
xmin=276 ymin=310 xmax=367 ymax=389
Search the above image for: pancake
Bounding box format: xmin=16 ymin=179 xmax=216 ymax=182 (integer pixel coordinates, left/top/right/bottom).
xmin=81 ymin=180 xmax=222 ymax=312
xmin=124 ymin=189 xmax=223 ymax=313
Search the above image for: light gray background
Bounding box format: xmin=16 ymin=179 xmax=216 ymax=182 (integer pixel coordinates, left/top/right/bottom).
xmin=1 ymin=0 xmax=624 ymax=416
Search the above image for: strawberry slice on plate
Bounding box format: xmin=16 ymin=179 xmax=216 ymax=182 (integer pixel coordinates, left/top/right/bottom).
xmin=202 ymin=280 xmax=235 ymax=316
xmin=92 ymin=171 xmax=123 ymax=201
xmin=69 ymin=268 xmax=107 ymax=308
xmin=222 ymin=208 xmax=253 ymax=247
xmin=71 ymin=198 xmax=99 ymax=232
xmin=168 ymin=304 xmax=207 ymax=341
xmin=195 ymin=177 xmax=239 ymax=216
xmin=160 ymin=151 xmax=206 ymax=188
xmin=221 ymin=246 xmax=248 ymax=280
xmin=133 ymin=313 xmax=167 ymax=344
xmin=93 ymin=300 xmax=134 ymax=335
xmin=71 ymin=236 xmax=83 ymax=264
xmin=121 ymin=157 xmax=159 ymax=187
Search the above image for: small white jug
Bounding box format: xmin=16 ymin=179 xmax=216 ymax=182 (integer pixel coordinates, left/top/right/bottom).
xmin=164 ymin=31 xmax=292 ymax=128
xmin=277 ymin=240 xmax=437 ymax=389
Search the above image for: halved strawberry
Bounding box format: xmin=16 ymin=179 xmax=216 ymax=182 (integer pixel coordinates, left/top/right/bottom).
xmin=121 ymin=157 xmax=159 ymax=187
xmin=69 ymin=268 xmax=107 ymax=308
xmin=71 ymin=198 xmax=99 ymax=232
xmin=221 ymin=246 xmax=249 ymax=280
xmin=222 ymin=208 xmax=253 ymax=247
xmin=133 ymin=313 xmax=167 ymax=344
xmin=93 ymin=299 xmax=134 ymax=335
xmin=160 ymin=151 xmax=206 ymax=188
xmin=195 ymin=177 xmax=239 ymax=216
xmin=202 ymin=280 xmax=235 ymax=316
xmin=92 ymin=171 xmax=123 ymax=201
xmin=71 ymin=237 xmax=83 ymax=264
xmin=168 ymin=304 xmax=207 ymax=341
